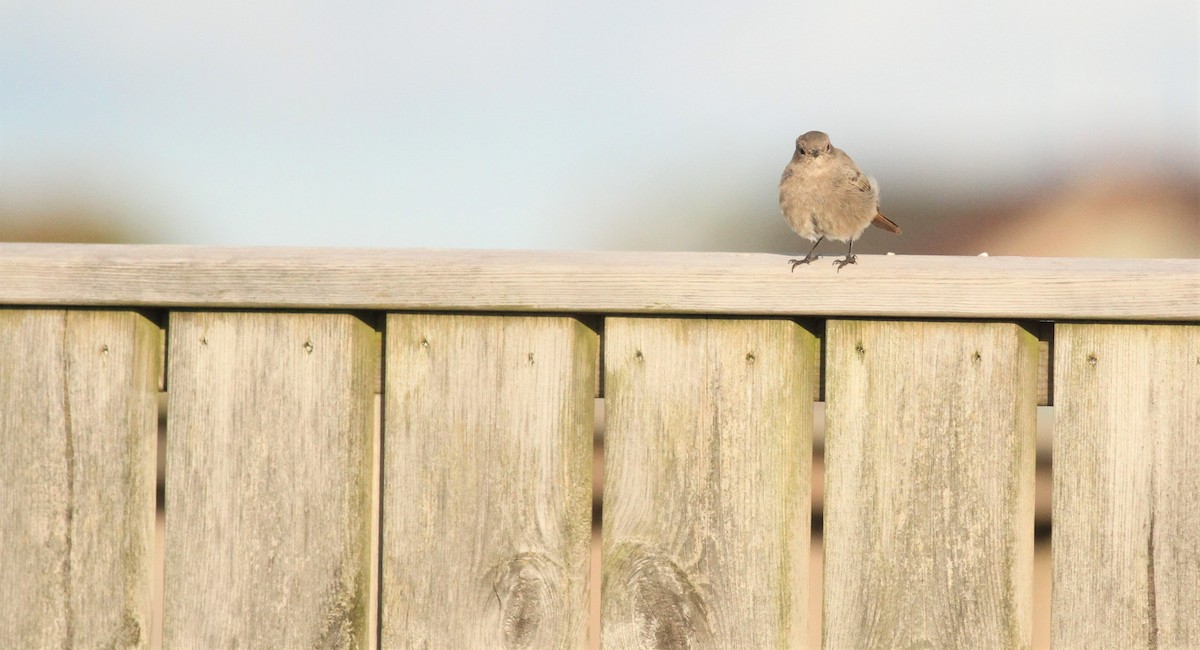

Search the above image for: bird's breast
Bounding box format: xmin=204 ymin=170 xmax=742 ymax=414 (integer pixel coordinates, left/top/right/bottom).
xmin=779 ymin=160 xmax=877 ymax=242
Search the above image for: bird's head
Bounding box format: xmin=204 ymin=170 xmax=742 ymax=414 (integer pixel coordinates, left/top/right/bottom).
xmin=795 ymin=131 xmax=833 ymax=159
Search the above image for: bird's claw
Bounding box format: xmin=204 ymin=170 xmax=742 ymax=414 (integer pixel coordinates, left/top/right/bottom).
xmin=833 ymin=254 xmax=858 ymax=272
xmin=788 ymin=254 xmax=821 ymax=272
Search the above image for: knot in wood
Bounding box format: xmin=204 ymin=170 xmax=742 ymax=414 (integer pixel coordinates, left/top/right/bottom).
xmin=614 ymin=545 xmax=710 ymax=649
xmin=488 ymin=552 xmax=562 ymax=649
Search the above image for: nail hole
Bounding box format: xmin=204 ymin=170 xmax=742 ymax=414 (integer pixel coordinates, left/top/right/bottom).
xmin=1087 ymin=353 xmax=1098 ymax=366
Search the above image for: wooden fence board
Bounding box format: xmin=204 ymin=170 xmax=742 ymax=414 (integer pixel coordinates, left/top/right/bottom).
xmin=1053 ymin=324 xmax=1200 ymax=648
xmin=0 ymin=310 xmax=159 ymax=647
xmin=163 ymin=312 xmax=376 ymax=648
xmin=601 ymin=317 xmax=815 ymax=648
xmin=2 ymin=244 xmax=1198 ymax=320
xmin=823 ymin=320 xmax=1038 ymax=648
xmin=381 ymin=314 xmax=597 ymax=648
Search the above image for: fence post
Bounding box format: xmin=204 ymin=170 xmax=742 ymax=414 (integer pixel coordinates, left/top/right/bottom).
xmin=164 ymin=312 xmax=377 ymax=647
xmin=601 ymin=317 xmax=815 ymax=647
xmin=0 ymin=310 xmax=159 ymax=647
xmin=1053 ymin=323 xmax=1200 ymax=647
xmin=380 ymin=314 xmax=597 ymax=647
xmin=823 ymin=320 xmax=1038 ymax=648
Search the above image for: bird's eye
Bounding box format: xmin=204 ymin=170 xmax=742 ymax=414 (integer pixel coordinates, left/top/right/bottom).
xmin=797 ymin=147 xmax=805 ymax=155
xmin=825 ymin=144 xmax=832 ymax=152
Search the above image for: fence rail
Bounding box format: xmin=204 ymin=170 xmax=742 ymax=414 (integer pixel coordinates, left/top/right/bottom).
xmin=2 ymin=244 xmax=1198 ymax=318
xmin=1 ymin=244 xmax=1197 ymax=648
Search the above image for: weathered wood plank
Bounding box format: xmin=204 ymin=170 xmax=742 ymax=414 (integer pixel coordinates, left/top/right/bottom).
xmin=601 ymin=317 xmax=815 ymax=648
xmin=807 ymin=329 xmax=1050 ymax=406
xmin=164 ymin=312 xmax=376 ymax=648
xmin=1053 ymin=324 xmax=1200 ymax=648
xmin=0 ymin=310 xmax=159 ymax=647
xmin=1 ymin=244 xmax=1198 ymax=320
xmin=823 ymin=320 xmax=1038 ymax=648
xmin=381 ymin=314 xmax=597 ymax=648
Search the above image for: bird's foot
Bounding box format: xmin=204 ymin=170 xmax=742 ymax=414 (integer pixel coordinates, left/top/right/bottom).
xmin=789 ymin=254 xmax=821 ymax=272
xmin=833 ymin=254 xmax=858 ymax=272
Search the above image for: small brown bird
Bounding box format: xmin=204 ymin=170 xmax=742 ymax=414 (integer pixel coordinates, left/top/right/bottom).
xmin=779 ymin=131 xmax=901 ymax=271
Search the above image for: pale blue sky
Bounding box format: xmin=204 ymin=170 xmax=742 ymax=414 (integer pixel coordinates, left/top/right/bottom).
xmin=2 ymin=1 xmax=1196 ymax=249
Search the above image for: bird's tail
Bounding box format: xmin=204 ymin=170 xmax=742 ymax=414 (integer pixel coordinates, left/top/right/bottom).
xmin=871 ymin=211 xmax=902 ymax=234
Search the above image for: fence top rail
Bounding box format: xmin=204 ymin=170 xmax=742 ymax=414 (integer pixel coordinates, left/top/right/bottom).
xmin=1 ymin=244 xmax=1197 ymax=320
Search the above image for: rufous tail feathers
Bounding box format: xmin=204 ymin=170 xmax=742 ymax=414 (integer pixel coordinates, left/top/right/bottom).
xmin=871 ymin=212 xmax=901 ymax=234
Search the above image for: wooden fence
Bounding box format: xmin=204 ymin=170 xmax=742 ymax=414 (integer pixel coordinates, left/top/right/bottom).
xmin=1 ymin=244 xmax=1197 ymax=648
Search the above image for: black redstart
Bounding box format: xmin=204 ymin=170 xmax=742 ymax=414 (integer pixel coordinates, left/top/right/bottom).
xmin=779 ymin=131 xmax=901 ymax=271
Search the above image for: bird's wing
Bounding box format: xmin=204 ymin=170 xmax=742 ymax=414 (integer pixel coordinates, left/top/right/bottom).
xmin=844 ymin=170 xmax=874 ymax=196
xmin=841 ymin=165 xmax=901 ymax=233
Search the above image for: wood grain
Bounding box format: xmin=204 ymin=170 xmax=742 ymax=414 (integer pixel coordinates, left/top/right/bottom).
xmin=164 ymin=312 xmax=377 ymax=648
xmin=805 ymin=330 xmax=1050 ymax=406
xmin=1053 ymin=324 xmax=1200 ymax=648
xmin=381 ymin=314 xmax=597 ymax=648
xmin=601 ymin=317 xmax=815 ymax=648
xmin=0 ymin=310 xmax=159 ymax=647
xmin=1 ymin=244 xmax=1197 ymax=320
xmin=823 ymin=320 xmax=1038 ymax=648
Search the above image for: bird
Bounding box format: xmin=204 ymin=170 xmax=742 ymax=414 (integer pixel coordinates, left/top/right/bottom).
xmin=779 ymin=131 xmax=901 ymax=271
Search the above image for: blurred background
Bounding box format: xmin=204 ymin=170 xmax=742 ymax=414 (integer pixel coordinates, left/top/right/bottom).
xmin=2 ymin=2 xmax=1195 ymax=648
xmin=1 ymin=1 xmax=1196 ymax=254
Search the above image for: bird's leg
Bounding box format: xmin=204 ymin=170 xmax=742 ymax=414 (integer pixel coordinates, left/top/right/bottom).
xmin=789 ymin=237 xmax=824 ymax=272
xmin=833 ymin=240 xmax=857 ymax=271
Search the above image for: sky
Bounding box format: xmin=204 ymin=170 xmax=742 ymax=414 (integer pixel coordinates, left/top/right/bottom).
xmin=1 ymin=0 xmax=1196 ymax=251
